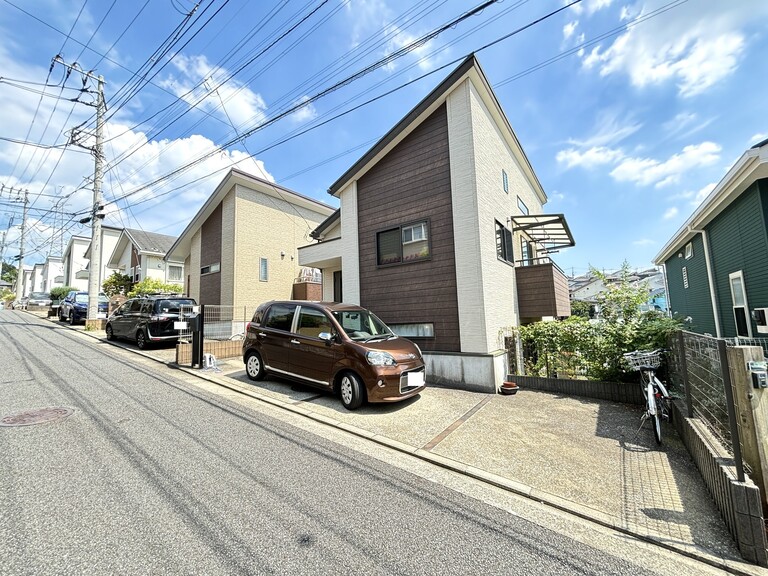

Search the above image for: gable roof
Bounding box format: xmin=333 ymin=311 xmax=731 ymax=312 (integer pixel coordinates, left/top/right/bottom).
xmin=166 ymin=168 xmax=334 ymax=261
xmin=654 ymin=138 xmax=768 ymax=264
xmin=327 ymin=54 xmax=547 ymax=205
xmin=107 ymin=228 xmax=180 ymax=268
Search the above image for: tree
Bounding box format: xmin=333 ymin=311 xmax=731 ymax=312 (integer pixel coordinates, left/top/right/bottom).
xmin=1 ymin=262 xmax=17 ymax=285
xmin=127 ymin=277 xmax=183 ymax=297
xmin=519 ymin=262 xmax=683 ymax=380
xmin=570 ymin=300 xmax=592 ymax=318
xmin=102 ymin=272 xmax=133 ymax=297
xmin=50 ymin=286 xmax=76 ymax=301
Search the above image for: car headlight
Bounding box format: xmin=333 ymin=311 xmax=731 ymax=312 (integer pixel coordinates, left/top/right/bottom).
xmin=366 ymin=350 xmax=397 ymax=366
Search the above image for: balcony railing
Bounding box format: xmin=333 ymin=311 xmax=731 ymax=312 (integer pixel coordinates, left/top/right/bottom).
xmin=515 ymin=257 xmax=571 ymax=320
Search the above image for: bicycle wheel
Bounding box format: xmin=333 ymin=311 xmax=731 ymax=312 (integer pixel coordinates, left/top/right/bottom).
xmin=650 ymin=395 xmax=662 ymax=445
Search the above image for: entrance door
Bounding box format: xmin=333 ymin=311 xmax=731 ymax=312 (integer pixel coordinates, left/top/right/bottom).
xmin=333 ymin=271 xmax=342 ymax=303
xmin=729 ymin=270 xmax=751 ymax=337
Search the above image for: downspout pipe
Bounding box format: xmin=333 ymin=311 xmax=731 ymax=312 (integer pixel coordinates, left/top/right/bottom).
xmin=689 ymin=227 xmax=721 ymax=337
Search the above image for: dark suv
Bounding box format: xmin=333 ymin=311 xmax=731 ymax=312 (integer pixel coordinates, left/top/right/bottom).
xmin=105 ymin=294 xmax=196 ymax=349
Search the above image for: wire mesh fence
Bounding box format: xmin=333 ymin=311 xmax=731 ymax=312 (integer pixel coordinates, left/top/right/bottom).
xmin=668 ymin=331 xmax=734 ymax=455
xmin=201 ymin=305 xmax=251 ymax=341
xmin=725 ymin=336 xmax=768 ymax=357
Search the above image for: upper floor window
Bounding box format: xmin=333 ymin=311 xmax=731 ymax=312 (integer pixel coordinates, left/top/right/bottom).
xmin=201 ymin=262 xmax=220 ymax=275
xmin=496 ymin=221 xmax=514 ymax=264
xmin=685 ymin=242 xmax=693 ymax=259
xmin=259 ymin=258 xmax=269 ymax=282
xmin=502 ymin=169 xmax=509 ymax=193
xmin=377 ymin=220 xmax=430 ymax=266
xmin=520 ymin=238 xmax=532 ymax=265
xmin=517 ymin=196 xmax=529 ymax=215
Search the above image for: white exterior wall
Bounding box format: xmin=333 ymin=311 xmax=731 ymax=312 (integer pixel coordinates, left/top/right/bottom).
xmin=339 ymin=182 xmax=360 ymax=304
xmin=467 ymin=80 xmax=524 ymax=353
xmin=67 ymin=238 xmax=90 ymax=291
xmin=145 ymin=255 xmax=167 ymax=281
xmin=31 ymin=264 xmax=44 ymax=293
xmin=42 ymin=258 xmax=63 ymax=292
xmin=446 ymin=80 xmax=487 ymax=353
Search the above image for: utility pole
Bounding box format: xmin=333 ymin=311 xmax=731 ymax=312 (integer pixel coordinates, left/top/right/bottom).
xmin=0 ymin=216 xmax=14 ymax=264
xmin=86 ymin=75 xmax=106 ymax=326
xmin=15 ymin=189 xmax=29 ymax=301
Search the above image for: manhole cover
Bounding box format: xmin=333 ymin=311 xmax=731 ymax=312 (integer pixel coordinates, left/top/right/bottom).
xmin=0 ymin=407 xmax=74 ymax=427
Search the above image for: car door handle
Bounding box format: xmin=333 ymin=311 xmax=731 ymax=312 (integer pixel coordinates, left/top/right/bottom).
xmin=257 ymin=332 xmax=266 ymax=338
xmin=290 ymin=339 xmax=301 ymax=345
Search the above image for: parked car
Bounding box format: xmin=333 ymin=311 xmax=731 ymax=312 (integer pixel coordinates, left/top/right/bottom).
xmin=27 ymin=292 xmax=52 ymax=309
xmin=105 ymin=294 xmax=197 ymax=349
xmin=59 ymin=291 xmax=109 ymax=325
xmin=242 ymin=301 xmax=426 ymax=410
xmin=12 ymin=297 xmax=28 ymax=310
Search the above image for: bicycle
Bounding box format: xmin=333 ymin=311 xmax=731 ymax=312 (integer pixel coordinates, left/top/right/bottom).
xmin=623 ymin=349 xmax=672 ymax=445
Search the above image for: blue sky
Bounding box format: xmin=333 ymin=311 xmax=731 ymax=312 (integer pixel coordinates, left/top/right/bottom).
xmin=0 ymin=0 xmax=766 ymax=277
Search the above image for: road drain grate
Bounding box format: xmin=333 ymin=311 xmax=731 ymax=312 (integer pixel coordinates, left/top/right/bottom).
xmin=0 ymin=407 xmax=75 ymax=427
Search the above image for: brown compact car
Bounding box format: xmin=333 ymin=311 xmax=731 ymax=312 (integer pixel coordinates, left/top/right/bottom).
xmin=242 ymin=301 xmax=426 ymax=410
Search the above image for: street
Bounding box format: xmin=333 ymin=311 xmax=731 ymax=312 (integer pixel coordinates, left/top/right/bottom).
xmin=0 ymin=311 xmax=734 ymax=575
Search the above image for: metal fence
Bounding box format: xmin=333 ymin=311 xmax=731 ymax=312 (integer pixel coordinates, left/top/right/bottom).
xmin=667 ymin=331 xmax=735 ymax=454
xmin=725 ymin=336 xmax=768 ymax=357
xmin=176 ymin=304 xmax=251 ymax=342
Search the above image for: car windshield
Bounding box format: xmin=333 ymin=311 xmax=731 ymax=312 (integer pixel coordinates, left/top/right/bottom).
xmin=332 ymin=310 xmax=394 ymax=342
xmin=30 ymin=292 xmax=48 ymax=299
xmin=157 ymin=299 xmax=195 ymax=314
xmin=75 ymin=294 xmax=109 ymax=303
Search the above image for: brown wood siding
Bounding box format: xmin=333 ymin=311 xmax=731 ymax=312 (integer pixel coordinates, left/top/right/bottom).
xmin=357 ymin=104 xmax=460 ymax=352
xmin=200 ymin=203 xmax=222 ymax=305
xmin=516 ymin=262 xmax=571 ymax=321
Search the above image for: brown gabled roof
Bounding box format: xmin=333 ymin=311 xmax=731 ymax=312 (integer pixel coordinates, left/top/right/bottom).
xmin=327 ymin=53 xmax=546 ymax=204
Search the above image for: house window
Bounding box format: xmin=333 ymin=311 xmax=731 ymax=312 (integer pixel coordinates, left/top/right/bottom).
xmin=389 ymin=323 xmax=435 ymax=338
xmin=682 ymin=266 xmax=689 ymax=289
xmin=377 ymin=220 xmax=430 ymax=265
xmin=517 ymin=196 xmax=529 ymax=215
xmin=502 ymin=169 xmax=509 ymax=193
xmin=260 ymin=258 xmax=268 ymax=282
xmin=729 ymin=270 xmax=751 ymax=337
xmin=201 ymin=262 xmax=220 ymax=275
xmin=521 ymin=238 xmax=532 ymax=265
xmin=685 ymin=242 xmax=693 ymax=259
xmin=496 ymin=221 xmax=514 ymax=264
xmin=168 ymin=265 xmax=183 ymax=281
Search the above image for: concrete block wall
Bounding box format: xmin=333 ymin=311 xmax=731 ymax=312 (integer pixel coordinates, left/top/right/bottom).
xmin=674 ymin=404 xmax=768 ymax=566
xmin=512 ymin=375 xmax=645 ymax=405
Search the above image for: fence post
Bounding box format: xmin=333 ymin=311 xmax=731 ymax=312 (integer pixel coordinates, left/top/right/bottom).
xmin=727 ymin=345 xmax=768 ymax=507
xmin=718 ymin=339 xmax=745 ymax=483
xmin=677 ymin=331 xmax=694 ymax=418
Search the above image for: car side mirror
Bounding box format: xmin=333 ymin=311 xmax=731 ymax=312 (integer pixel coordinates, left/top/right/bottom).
xmin=318 ymin=332 xmax=334 ymax=344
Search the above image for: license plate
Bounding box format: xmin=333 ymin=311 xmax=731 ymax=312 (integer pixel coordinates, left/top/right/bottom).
xmin=407 ymin=370 xmax=425 ymax=388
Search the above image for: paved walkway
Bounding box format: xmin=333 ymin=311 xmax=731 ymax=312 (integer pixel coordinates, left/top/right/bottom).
xmin=38 ymin=314 xmax=768 ymax=575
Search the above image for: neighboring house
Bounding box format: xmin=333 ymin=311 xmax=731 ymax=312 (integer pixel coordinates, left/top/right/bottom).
xmin=298 ymin=54 xmax=574 ymax=392
xmin=41 ymin=256 xmax=64 ymax=293
xmin=165 ymin=168 xmax=335 ymax=307
xmin=654 ymin=138 xmax=768 ymax=338
xmin=62 ymin=235 xmax=91 ymax=291
xmin=84 ymin=225 xmax=123 ymax=290
xmin=107 ymin=228 xmax=183 ymax=287
xmin=13 ymin=268 xmax=33 ymax=297
xmin=569 ymin=267 xmax=667 ymax=316
xmin=30 ymin=263 xmax=45 ymax=293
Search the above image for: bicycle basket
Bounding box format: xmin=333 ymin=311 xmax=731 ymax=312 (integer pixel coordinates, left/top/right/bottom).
xmin=623 ymin=350 xmax=663 ymax=371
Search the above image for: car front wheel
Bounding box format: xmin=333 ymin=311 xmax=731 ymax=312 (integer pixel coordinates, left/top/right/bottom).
xmin=105 ymin=324 xmax=114 ymax=341
xmin=69 ymin=312 xmax=75 ymax=325
xmin=245 ymin=351 xmax=265 ymax=381
xmin=339 ymin=372 xmax=365 ymax=410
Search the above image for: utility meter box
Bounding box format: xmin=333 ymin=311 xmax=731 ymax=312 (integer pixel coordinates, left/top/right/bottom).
xmin=747 ymin=360 xmax=768 ymax=389
xmin=753 ymin=307 xmax=768 ymax=334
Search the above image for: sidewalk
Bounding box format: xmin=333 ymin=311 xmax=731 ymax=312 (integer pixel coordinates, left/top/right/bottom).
xmin=54 ymin=315 xmax=764 ymax=575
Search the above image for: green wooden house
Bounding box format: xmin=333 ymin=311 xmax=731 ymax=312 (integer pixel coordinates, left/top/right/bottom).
xmin=654 ymin=138 xmax=768 ymax=338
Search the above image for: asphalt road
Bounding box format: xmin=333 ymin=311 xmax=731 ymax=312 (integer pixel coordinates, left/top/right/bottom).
xmin=0 ymin=311 xmax=711 ymax=575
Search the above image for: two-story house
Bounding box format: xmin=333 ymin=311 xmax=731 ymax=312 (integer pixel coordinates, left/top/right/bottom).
xmin=107 ymin=228 xmax=184 ymax=286
xmin=298 ymin=54 xmax=574 ymax=392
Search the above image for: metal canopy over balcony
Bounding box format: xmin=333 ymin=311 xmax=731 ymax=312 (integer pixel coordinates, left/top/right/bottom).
xmin=511 ymin=214 xmax=575 ymax=253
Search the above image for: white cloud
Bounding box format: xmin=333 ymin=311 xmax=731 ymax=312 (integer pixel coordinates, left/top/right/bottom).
xmin=159 ymin=54 xmax=268 ymax=130
xmin=290 ymin=96 xmax=318 ymax=123
xmin=556 ymin=146 xmax=623 ymax=169
xmin=663 ymin=207 xmax=678 ymax=220
xmin=750 ymin=133 xmax=768 ymax=146
xmin=691 ymin=182 xmax=716 ymax=207
xmin=609 ymin=142 xmax=721 ymax=187
xmin=580 ymin=2 xmax=763 ymax=97
xmin=570 ymin=0 xmax=614 ymax=16
xmin=567 ymin=109 xmax=642 ymax=147
xmin=563 ymin=20 xmax=579 ymax=41
xmin=633 ymin=238 xmax=654 ymax=246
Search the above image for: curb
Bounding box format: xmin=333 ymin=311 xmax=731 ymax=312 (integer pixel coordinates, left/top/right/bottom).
xmin=61 ymin=316 xmax=760 ymax=576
